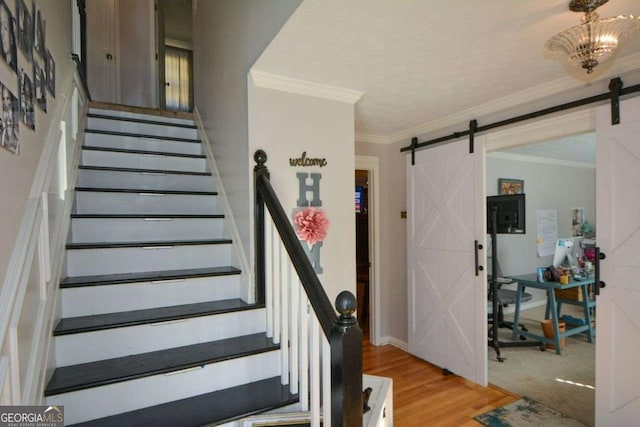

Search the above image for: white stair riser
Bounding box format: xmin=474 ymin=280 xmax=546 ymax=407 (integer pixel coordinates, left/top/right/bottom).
xmin=61 ymin=275 xmax=243 ymax=317
xmin=66 ymin=244 xmax=232 ymax=276
xmin=74 ymin=192 xmax=218 ymax=214
xmin=85 ymin=132 xmax=202 ymax=155
xmin=55 ymin=309 xmax=267 ymax=366
xmin=77 ymin=169 xmax=214 ymax=192
xmin=89 ymin=108 xmax=194 ymax=126
xmin=82 ymin=150 xmax=207 ymax=172
xmin=46 ymin=351 xmax=280 ymax=425
xmin=88 ymin=117 xmax=198 ymax=139
xmin=70 ymin=217 xmax=225 ymax=243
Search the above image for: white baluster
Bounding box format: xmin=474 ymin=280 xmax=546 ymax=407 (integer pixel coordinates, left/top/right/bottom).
xmin=322 ymin=336 xmax=332 ymax=427
xmin=299 ymin=294 xmax=309 ymax=411
xmin=265 ymin=214 xmax=273 ymax=338
xmin=280 ymin=255 xmax=289 ymax=384
xmin=310 ymin=316 xmax=320 ymax=427
xmin=273 ymin=239 xmax=281 ymax=345
xmin=290 ymin=275 xmax=300 ymax=394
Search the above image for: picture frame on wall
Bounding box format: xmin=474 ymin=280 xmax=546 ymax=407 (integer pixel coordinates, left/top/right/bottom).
xmin=34 ymin=8 xmax=44 ymax=60
xmin=0 ymin=0 xmax=17 ymax=73
xmin=19 ymin=67 xmax=34 ymax=129
xmin=16 ymin=0 xmax=32 ymax=63
xmin=498 ymin=178 xmax=524 ymax=195
xmin=1 ymin=82 xmax=20 ymax=153
xmin=45 ymin=48 xmax=54 ymax=96
xmin=34 ymin=61 xmax=45 ymax=112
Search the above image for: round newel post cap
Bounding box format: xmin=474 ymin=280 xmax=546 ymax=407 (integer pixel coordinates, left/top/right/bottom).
xmin=335 ymin=290 xmax=356 ymax=317
xmin=254 ymin=149 xmax=267 ymax=166
xmin=334 ymin=291 xmax=358 ymax=332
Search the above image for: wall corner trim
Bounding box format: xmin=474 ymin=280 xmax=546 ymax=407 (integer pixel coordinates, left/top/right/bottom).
xmin=250 ymin=69 xmax=364 ymax=104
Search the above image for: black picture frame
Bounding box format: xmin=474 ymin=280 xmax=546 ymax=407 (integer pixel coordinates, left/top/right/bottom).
xmin=45 ymin=48 xmax=54 ymax=96
xmin=0 ymin=82 xmax=20 ymax=153
xmin=16 ymin=0 xmax=32 ymax=62
xmin=34 ymin=8 xmax=44 ymax=60
xmin=33 ymin=60 xmax=45 ymax=112
xmin=19 ymin=67 xmax=34 ymax=130
xmin=0 ymin=0 xmax=17 ymax=72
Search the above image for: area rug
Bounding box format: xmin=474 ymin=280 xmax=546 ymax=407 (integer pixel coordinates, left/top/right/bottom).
xmin=475 ymin=396 xmax=587 ymax=426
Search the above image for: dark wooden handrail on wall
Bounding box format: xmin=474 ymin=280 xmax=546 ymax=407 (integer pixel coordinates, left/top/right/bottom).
xmin=254 ymin=149 xmax=363 ymax=427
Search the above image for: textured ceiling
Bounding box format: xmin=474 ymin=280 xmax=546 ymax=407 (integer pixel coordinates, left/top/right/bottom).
xmin=253 ymin=0 xmax=640 ymax=143
xmin=498 ymin=133 xmax=596 ymax=165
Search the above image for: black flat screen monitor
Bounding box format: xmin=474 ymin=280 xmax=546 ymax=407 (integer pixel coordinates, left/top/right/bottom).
xmin=487 ymin=194 xmax=525 ymax=234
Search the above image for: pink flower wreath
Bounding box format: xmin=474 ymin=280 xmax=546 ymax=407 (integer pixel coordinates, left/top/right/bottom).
xmin=294 ymin=207 xmax=329 ymax=246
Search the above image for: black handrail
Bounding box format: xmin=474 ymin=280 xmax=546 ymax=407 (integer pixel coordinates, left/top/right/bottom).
xmin=254 ymin=149 xmax=362 ymax=426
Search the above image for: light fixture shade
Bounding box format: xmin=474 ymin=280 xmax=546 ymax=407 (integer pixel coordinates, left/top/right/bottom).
xmin=546 ymin=12 xmax=640 ymax=73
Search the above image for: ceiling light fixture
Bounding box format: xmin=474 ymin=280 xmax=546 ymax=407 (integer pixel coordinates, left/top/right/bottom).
xmin=545 ymin=0 xmax=640 ymax=74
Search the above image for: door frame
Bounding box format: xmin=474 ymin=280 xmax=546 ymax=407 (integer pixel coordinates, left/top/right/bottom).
xmin=355 ymin=155 xmax=381 ymax=345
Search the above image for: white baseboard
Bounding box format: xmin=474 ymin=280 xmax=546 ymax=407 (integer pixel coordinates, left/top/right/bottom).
xmin=378 ymin=336 xmax=408 ymax=352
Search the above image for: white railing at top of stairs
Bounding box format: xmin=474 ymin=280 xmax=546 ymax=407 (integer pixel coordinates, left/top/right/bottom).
xmin=0 ymin=64 xmax=88 ymax=405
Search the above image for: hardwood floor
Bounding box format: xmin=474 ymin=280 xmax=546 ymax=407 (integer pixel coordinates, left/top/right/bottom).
xmin=363 ymin=337 xmax=517 ymax=426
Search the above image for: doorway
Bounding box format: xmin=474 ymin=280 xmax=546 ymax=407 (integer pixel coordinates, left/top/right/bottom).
xmin=355 ymin=169 xmax=370 ymax=332
xmin=164 ymin=46 xmax=193 ymax=112
xmin=485 ymin=130 xmax=597 ymax=426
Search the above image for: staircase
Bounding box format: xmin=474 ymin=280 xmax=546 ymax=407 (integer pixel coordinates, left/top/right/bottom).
xmin=44 ymin=107 xmax=298 ymax=426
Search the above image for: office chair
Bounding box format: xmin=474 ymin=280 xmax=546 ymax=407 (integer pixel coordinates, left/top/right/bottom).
xmin=488 ymin=279 xmax=533 ymax=337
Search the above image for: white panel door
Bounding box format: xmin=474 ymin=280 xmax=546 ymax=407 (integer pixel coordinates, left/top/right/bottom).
xmin=595 ymin=96 xmax=640 ymax=425
xmin=407 ymin=137 xmax=487 ymax=385
xmin=86 ymin=0 xmax=119 ymax=103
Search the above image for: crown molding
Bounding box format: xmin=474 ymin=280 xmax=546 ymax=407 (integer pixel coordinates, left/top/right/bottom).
xmin=250 ymin=70 xmax=364 ymax=104
xmin=487 ymin=151 xmax=595 ymax=169
xmin=362 ymin=52 xmax=640 ymax=145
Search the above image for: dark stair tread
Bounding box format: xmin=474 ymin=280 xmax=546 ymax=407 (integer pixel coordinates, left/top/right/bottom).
xmin=54 ymin=298 xmax=262 ymax=335
xmin=66 ymin=238 xmax=232 ymax=250
xmin=68 ymin=377 xmax=297 ymax=427
xmin=74 ymin=187 xmax=217 ymax=195
xmin=79 ymin=165 xmax=212 ymax=176
xmin=85 ymin=129 xmax=201 ymax=144
xmin=45 ymin=333 xmax=278 ymax=396
xmin=88 ymin=113 xmax=197 ymax=129
xmin=71 ymin=213 xmax=225 ymax=219
xmin=82 ymin=145 xmax=205 ymax=158
xmin=60 ymin=266 xmax=241 ymax=288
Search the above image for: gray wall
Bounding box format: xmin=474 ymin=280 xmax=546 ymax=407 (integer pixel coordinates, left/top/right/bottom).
xmin=355 ymin=140 xmax=408 ymax=343
xmin=160 ymin=0 xmax=192 ymax=45
xmin=192 ymin=0 xmax=301 ymax=261
xmin=0 ymin=0 xmax=72 ymax=286
xmin=486 ymin=155 xmax=596 ymax=277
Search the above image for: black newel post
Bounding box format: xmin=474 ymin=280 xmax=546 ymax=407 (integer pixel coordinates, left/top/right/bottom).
xmin=331 ymin=291 xmax=363 ymax=427
xmin=254 ymin=150 xmax=269 ymax=305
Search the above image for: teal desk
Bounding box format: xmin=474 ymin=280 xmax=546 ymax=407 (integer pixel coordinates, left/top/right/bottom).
xmin=509 ymin=273 xmax=596 ymax=355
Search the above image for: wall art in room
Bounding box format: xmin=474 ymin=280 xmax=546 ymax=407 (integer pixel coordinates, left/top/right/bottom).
xmin=0 ymin=1 xmax=17 ymax=73
xmin=45 ymin=48 xmax=54 ymax=96
xmin=16 ymin=0 xmax=32 ymax=63
xmin=34 ymin=8 xmax=44 ymax=60
xmin=33 ymin=60 xmax=45 ymax=112
xmin=1 ymin=81 xmax=19 ymax=153
xmin=19 ymin=67 xmax=34 ymax=129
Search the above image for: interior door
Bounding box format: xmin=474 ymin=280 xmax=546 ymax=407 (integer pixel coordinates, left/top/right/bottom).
xmin=86 ymin=0 xmax=119 ymax=103
xmin=407 ymin=137 xmax=487 ymax=385
xmin=595 ymin=96 xmax=640 ymax=424
xmin=156 ymin=1 xmax=166 ymax=109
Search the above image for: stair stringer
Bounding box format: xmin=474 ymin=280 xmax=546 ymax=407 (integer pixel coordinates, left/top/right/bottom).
xmin=194 ymin=107 xmax=253 ymax=304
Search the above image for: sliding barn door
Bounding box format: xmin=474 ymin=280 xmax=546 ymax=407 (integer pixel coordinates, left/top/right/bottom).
xmin=407 ymin=138 xmax=487 ymax=385
xmin=595 ymin=96 xmax=640 ymax=425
